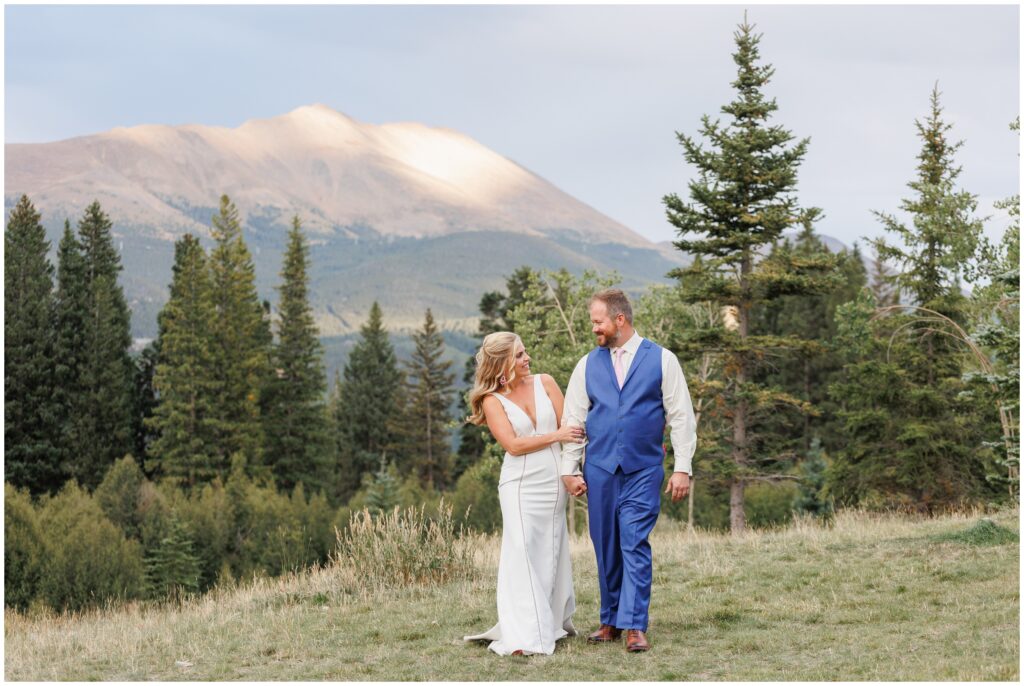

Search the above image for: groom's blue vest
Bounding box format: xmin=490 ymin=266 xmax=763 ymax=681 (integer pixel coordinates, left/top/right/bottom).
xmin=584 ymin=339 xmax=665 ymax=475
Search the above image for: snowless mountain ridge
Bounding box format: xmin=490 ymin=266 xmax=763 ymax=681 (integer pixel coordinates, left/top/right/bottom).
xmin=5 ymin=103 xmax=652 ymax=247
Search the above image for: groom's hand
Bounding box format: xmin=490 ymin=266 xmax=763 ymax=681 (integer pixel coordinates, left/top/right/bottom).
xmin=665 ymin=472 xmax=690 ymax=502
xmin=562 ymin=475 xmax=587 ymax=497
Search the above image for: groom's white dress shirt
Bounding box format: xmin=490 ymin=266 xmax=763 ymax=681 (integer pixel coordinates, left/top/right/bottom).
xmin=560 ymin=331 xmax=697 ymax=477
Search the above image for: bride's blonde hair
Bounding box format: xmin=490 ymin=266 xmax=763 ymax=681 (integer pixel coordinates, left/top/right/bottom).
xmin=467 ymin=331 xmax=521 ymax=426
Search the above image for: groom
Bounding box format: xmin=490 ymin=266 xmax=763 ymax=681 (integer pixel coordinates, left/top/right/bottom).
xmin=561 ymin=288 xmax=696 ymax=653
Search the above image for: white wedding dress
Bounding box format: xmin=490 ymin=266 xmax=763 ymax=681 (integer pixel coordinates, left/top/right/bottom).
xmin=464 ymin=374 xmax=577 ymax=656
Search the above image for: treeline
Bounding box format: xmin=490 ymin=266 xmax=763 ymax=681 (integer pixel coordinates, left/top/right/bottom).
xmin=4 ymin=193 xmax=500 ymax=613
xmin=4 ymin=193 xmax=472 ymax=498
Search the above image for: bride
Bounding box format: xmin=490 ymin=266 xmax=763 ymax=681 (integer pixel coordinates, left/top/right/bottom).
xmin=463 ymin=332 xmax=585 ymax=656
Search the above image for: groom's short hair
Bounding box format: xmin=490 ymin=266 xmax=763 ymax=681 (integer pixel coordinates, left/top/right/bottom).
xmin=592 ymin=288 xmax=633 ymax=324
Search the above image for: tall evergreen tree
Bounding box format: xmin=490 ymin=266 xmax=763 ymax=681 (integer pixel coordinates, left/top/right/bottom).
xmin=146 ymin=235 xmax=221 ymax=488
xmin=828 ymin=87 xmax=998 ymax=510
xmin=327 ymin=369 xmax=359 ymax=503
xmin=4 ymin=195 xmax=62 ymax=493
xmin=392 ymin=309 xmax=456 ymax=490
xmin=132 ymin=340 xmax=161 ymax=472
xmin=662 ymin=18 xmax=840 ymax=532
xmin=750 ymin=226 xmax=868 ymax=456
xmin=869 ymin=251 xmax=900 ymax=307
xmin=872 ymin=85 xmax=985 ymax=315
xmin=963 ymin=117 xmax=1020 ymax=501
xmin=333 ymin=301 xmax=402 ymax=502
xmin=262 ymin=216 xmax=331 ymax=492
xmin=453 ymin=355 xmax=486 ymax=483
xmin=207 ymin=195 xmax=271 ymax=470
xmin=75 ymin=201 xmax=135 ymax=489
xmin=52 ymin=220 xmax=88 ymax=478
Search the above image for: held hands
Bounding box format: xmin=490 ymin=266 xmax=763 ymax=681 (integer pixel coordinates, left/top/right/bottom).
xmin=664 ymin=471 xmax=690 ymax=502
xmin=562 ymin=475 xmax=587 ymax=497
xmin=553 ymin=424 xmax=586 ymax=444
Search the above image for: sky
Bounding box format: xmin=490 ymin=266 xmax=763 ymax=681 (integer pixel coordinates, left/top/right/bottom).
xmin=4 ymin=3 xmax=1020 ymax=250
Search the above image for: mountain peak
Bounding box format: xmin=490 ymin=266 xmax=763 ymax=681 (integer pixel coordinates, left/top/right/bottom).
xmin=5 ymin=105 xmax=652 ymax=247
xmin=281 ymin=103 xmax=359 ymax=126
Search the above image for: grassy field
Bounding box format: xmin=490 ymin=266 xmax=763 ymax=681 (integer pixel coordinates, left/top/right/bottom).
xmin=5 ymin=506 xmax=1019 ymax=681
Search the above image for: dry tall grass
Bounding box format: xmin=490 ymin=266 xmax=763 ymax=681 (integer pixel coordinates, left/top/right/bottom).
xmin=336 ymin=502 xmax=476 ymax=592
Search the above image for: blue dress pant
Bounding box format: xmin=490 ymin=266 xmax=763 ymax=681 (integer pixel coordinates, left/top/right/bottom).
xmin=583 ymin=460 xmax=663 ymax=631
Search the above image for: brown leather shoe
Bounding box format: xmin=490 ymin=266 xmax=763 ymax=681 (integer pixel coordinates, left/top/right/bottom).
xmin=626 ymin=630 xmax=650 ymax=652
xmin=587 ymin=624 xmax=622 ymax=643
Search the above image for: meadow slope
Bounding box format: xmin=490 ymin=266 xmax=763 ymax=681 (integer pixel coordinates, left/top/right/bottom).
xmin=5 ymin=507 xmax=1018 ymax=681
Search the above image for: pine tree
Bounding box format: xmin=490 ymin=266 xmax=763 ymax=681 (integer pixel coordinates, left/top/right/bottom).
xmin=146 ymin=235 xmax=222 ymax=487
xmin=327 ymin=370 xmax=356 ymax=503
xmin=143 ymin=515 xmax=201 ymax=601
xmin=363 ymin=455 xmax=400 ymax=515
xmin=75 ymin=201 xmax=135 ymax=489
xmin=662 ymin=17 xmax=841 ymax=533
xmin=828 ymin=89 xmax=998 ymax=510
xmin=392 ymin=309 xmax=455 ymax=490
xmin=750 ymin=226 xmax=868 ymax=456
xmin=131 ymin=340 xmax=160 ymax=472
xmin=872 ymin=85 xmax=985 ymax=315
xmin=333 ymin=301 xmax=402 ymax=501
xmin=793 ymin=437 xmax=833 ymax=519
xmin=869 ymin=251 xmax=900 ymax=307
xmin=453 ymin=355 xmax=486 ymax=483
xmin=207 ymin=195 xmax=271 ymax=470
xmin=966 ymin=250 xmax=1019 ymax=500
xmin=4 ymin=195 xmax=62 ymax=493
xmin=262 ymin=216 xmax=331 ymax=493
xmin=963 ymin=117 xmax=1020 ymax=500
xmin=52 ymin=220 xmax=88 ymax=479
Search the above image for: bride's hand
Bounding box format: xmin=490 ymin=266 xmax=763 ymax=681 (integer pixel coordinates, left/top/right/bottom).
xmin=553 ymin=424 xmax=585 ymax=444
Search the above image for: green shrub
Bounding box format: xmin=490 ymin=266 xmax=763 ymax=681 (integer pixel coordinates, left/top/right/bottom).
xmin=4 ymin=484 xmax=46 ymax=610
xmin=931 ymin=518 xmax=1020 ymax=546
xmin=230 ymin=477 xmax=329 ymax=578
xmin=793 ymin=438 xmax=834 ymax=520
xmin=746 ymin=480 xmax=799 ymax=528
xmin=293 ymin=485 xmax=337 ymax=562
xmin=448 ymin=457 xmax=501 ymax=534
xmin=95 ymin=455 xmax=146 ymax=538
xmin=137 ymin=480 xmax=175 ymax=551
xmin=397 ymin=473 xmax=442 ymax=512
xmin=37 ymin=481 xmax=144 ymax=612
xmin=176 ymin=478 xmax=234 ymax=591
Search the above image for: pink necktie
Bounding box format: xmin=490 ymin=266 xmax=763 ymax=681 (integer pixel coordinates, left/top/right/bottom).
xmin=614 ymin=347 xmax=626 ymax=388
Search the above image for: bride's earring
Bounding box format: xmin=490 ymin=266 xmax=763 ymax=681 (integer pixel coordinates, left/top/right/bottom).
xmin=498 ymin=374 xmax=507 ymax=386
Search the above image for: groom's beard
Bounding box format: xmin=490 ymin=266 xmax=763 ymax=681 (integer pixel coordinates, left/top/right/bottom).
xmin=597 ymin=329 xmax=620 ymax=348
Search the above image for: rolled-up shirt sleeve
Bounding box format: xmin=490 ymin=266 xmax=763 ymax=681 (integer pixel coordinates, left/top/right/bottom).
xmin=662 ymin=349 xmax=697 ymax=475
xmin=560 ymin=356 xmax=590 ymax=476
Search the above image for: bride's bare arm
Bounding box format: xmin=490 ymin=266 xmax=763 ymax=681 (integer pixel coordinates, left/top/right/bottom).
xmin=482 ymin=395 xmax=582 ymax=457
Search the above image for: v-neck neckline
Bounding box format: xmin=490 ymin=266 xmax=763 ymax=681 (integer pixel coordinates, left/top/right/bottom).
xmin=501 ymin=375 xmax=539 ymax=432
